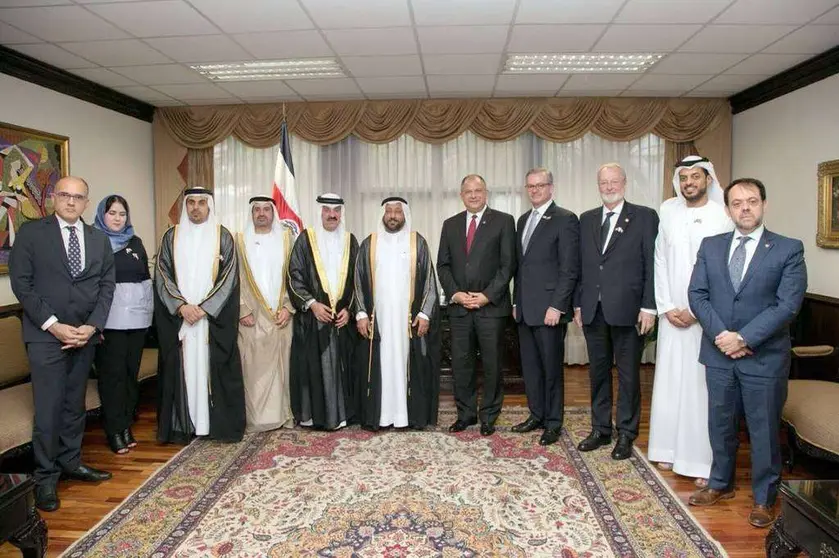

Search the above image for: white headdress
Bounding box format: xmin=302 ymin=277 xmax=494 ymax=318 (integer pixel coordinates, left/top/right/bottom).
xmin=378 ymin=196 xmax=412 ymax=239
xmin=175 ymin=187 xmax=218 ymax=305
xmin=315 ymin=192 xmax=346 ymax=294
xmin=672 ymin=155 xmax=724 ymax=206
xmin=244 ymin=196 xmax=286 ymax=311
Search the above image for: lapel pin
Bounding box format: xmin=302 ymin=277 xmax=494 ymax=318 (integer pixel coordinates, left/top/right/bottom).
xmin=615 ymin=227 xmax=624 ymax=234
xmin=694 ymin=218 xmax=702 ymax=224
xmin=625 ymin=218 xmax=629 ymax=222
xmin=765 ymin=243 xmax=770 ymax=248
xmin=543 ymin=215 xmax=552 ymax=220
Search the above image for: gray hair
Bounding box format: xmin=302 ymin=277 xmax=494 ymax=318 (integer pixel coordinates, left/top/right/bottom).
xmin=597 ymin=162 xmax=626 ymax=182
xmin=525 ymin=167 xmax=554 ymax=184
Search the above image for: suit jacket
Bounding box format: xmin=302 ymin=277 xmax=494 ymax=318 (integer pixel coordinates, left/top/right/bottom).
xmin=687 ymin=229 xmax=807 ymax=375
xmin=9 ymin=214 xmax=116 ymax=344
xmin=574 ymin=201 xmax=658 ymax=327
xmin=513 ymin=202 xmax=580 ymax=327
xmin=437 ymin=207 xmax=517 ymax=318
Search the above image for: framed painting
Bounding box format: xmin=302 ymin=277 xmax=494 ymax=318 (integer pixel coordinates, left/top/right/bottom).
xmin=0 ymin=122 xmax=69 ymax=274
xmin=817 ymin=159 xmax=839 ymax=249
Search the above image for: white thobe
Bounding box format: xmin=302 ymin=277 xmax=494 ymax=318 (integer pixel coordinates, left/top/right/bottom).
xmin=648 ymin=198 xmax=733 ymax=478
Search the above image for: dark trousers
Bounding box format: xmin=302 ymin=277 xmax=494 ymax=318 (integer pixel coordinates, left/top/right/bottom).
xmin=95 ymin=329 xmax=146 ymax=436
xmin=450 ymin=313 xmax=505 ymax=425
xmin=583 ymin=303 xmax=642 ymax=439
xmin=27 ymin=341 xmax=95 ymax=486
xmin=518 ymin=322 xmax=567 ymax=429
xmin=706 ymin=365 xmax=787 ymax=506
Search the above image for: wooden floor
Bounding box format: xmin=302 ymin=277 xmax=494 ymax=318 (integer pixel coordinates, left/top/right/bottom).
xmin=1 ymin=366 xmax=829 ymax=557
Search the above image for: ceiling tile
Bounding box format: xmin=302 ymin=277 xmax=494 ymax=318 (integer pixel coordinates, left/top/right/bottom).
xmin=112 ymin=64 xmax=207 ymax=85
xmin=423 ymin=54 xmax=501 ymax=74
xmin=178 ymin=98 xmax=241 ymax=105
xmin=715 ymin=0 xmax=839 ymax=25
xmin=232 ymin=30 xmax=334 ymax=59
xmin=0 ymin=6 xmax=129 ymax=42
xmin=326 ymin=27 xmax=417 ymax=56
xmin=0 ymin=21 xmax=40 ymax=44
xmin=0 ymin=0 xmax=72 ymax=6
xmin=11 ymin=43 xmax=97 ymax=69
xmin=650 ymin=53 xmax=749 ymax=74
xmin=679 ymin=25 xmax=798 ymax=53
xmin=285 ymin=78 xmax=362 ymax=96
xmin=494 ymin=74 xmax=568 ymax=93
xmin=417 ymin=25 xmax=508 ymax=54
xmin=621 ymin=90 xmax=688 ymax=97
xmin=593 ymin=24 xmax=702 ymax=51
xmin=682 ymin=91 xmax=734 ymax=97
xmin=725 ymin=53 xmax=810 ymax=74
xmin=189 ymin=0 xmax=313 ymax=33
xmin=300 ymin=0 xmax=410 ymax=29
xmin=616 ymin=0 xmax=731 ymax=24
xmin=814 ymin=6 xmax=839 ymax=23
xmin=242 ymin=95 xmax=303 ymax=104
xmin=113 ymin=84 xmax=178 ymax=102
xmin=690 ymin=73 xmax=770 ymax=92
xmin=60 ymin=39 xmax=171 ymax=66
xmin=508 ymin=24 xmax=604 ymax=53
xmin=77 ymin=0 xmax=159 ymax=3
xmin=626 ymin=73 xmax=714 ymax=91
xmin=342 ymin=55 xmax=422 ymax=77
xmin=411 ymin=0 xmax=516 ymax=26
xmin=71 ymin=67 xmax=139 ymax=87
xmin=762 ymin=25 xmax=839 ymax=54
xmin=356 ymin=76 xmax=427 ymax=95
xmin=558 ymin=89 xmax=626 ymax=97
xmin=426 ymin=74 xmax=495 ymax=95
xmin=145 ymin=35 xmax=252 ymax=63
xmin=87 ymin=1 xmax=218 ymax=38
xmin=150 ymin=99 xmax=186 ymax=106
xmin=516 ymin=0 xmax=623 ymax=24
xmin=561 ymin=73 xmax=641 ymax=90
xmin=216 ymin=80 xmax=298 ymax=98
xmin=153 ymin=83 xmax=236 ymax=100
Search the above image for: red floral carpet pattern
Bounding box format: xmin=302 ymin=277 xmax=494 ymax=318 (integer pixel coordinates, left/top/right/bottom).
xmin=63 ymin=407 xmax=727 ymax=557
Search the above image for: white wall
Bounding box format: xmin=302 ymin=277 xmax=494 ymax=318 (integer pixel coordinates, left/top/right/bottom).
xmin=733 ymin=72 xmax=839 ymax=298
xmin=0 ymin=73 xmax=154 ymax=305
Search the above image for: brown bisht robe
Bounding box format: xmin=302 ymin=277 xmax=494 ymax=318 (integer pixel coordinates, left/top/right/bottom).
xmin=237 ymin=230 xmax=295 ymax=432
xmin=287 ymin=229 xmax=360 ymax=430
xmin=354 ymin=231 xmax=441 ymax=430
xmin=154 ymin=225 xmax=245 ymax=444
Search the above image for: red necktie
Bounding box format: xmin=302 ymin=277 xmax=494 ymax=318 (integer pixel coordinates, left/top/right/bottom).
xmin=466 ymin=214 xmax=477 ymax=254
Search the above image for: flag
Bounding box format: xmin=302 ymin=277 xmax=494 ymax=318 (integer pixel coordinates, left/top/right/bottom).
xmin=272 ymin=121 xmax=303 ymax=236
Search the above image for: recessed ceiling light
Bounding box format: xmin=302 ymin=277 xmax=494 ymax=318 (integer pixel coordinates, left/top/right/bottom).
xmin=190 ymin=59 xmax=345 ymax=81
xmin=504 ymin=53 xmax=665 ymax=74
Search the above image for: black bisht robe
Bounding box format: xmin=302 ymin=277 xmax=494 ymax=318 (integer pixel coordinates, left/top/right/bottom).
xmin=287 ymin=229 xmax=360 ymax=430
xmin=154 ymin=225 xmax=245 ymax=444
xmin=355 ymin=231 xmax=442 ymax=430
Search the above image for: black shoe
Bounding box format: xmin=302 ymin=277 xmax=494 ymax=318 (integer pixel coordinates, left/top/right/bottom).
xmin=448 ymin=419 xmax=477 ymax=432
xmin=480 ymin=423 xmax=496 ymax=436
xmin=107 ymin=432 xmax=129 ymax=454
xmin=611 ymin=434 xmax=633 ymax=460
xmin=511 ymin=417 xmax=543 ymax=433
xmin=35 ymin=484 xmax=60 ymax=512
xmin=539 ymin=428 xmax=562 ymax=446
xmin=577 ymin=431 xmax=612 ymax=452
xmin=122 ymin=428 xmax=137 ymax=448
xmin=62 ymin=464 xmax=112 ymax=482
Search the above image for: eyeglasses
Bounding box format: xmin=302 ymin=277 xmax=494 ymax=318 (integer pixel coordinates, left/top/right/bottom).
xmin=54 ymin=192 xmax=88 ymax=202
xmin=525 ymin=182 xmax=552 ymax=190
xmin=598 ymin=179 xmax=624 ymax=187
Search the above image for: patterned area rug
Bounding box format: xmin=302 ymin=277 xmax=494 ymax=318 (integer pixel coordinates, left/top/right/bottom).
xmin=63 ymin=407 xmax=727 ymax=557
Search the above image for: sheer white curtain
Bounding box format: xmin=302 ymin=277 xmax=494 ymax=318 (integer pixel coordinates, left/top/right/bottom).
xmin=214 ymin=131 xmax=664 ymax=363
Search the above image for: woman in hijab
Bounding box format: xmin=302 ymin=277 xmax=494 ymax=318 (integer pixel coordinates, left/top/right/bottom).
xmin=93 ymin=195 xmax=153 ymax=454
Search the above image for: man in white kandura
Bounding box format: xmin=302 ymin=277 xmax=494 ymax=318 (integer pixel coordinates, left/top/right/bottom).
xmin=647 ymin=155 xmax=733 ymax=486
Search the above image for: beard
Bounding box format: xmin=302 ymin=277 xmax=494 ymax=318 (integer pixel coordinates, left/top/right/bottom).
xmin=681 ymin=184 xmax=708 ymax=202
xmin=384 ymin=218 xmax=405 ymax=232
xmin=600 ymin=192 xmax=623 ymax=205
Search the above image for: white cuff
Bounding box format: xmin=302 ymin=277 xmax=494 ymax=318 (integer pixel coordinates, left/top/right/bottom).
xmin=548 ymin=307 xmax=563 ymax=315
xmin=641 ymin=308 xmax=657 ymax=315
xmin=42 ymin=315 xmax=58 ymax=331
xmin=356 ymin=311 xmax=369 ymax=321
xmin=417 ymin=312 xmax=429 ymax=321
xmin=304 ymin=299 xmax=315 ymax=311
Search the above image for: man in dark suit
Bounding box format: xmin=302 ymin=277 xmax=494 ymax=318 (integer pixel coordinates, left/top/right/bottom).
xmin=9 ymin=176 xmax=115 ymax=512
xmin=512 ymin=168 xmax=580 ymax=446
xmin=574 ymin=163 xmax=659 ymax=460
xmin=437 ymin=174 xmax=516 ymax=435
xmin=687 ymin=178 xmax=806 ymax=528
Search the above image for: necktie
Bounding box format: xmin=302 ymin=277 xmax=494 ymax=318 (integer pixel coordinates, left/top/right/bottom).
xmin=466 ymin=214 xmax=477 ymax=254
xmin=729 ymin=235 xmax=751 ymax=291
xmin=522 ymin=210 xmax=539 ymax=251
xmin=67 ymin=226 xmax=82 ymax=278
xmin=600 ymin=211 xmax=615 ymax=253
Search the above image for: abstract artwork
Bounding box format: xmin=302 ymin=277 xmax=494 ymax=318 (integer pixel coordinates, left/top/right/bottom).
xmin=0 ymin=122 xmax=69 ymax=274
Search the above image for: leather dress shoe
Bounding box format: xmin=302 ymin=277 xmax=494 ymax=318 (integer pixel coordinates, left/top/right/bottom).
xmin=122 ymin=428 xmax=138 ymax=448
xmin=35 ymin=484 xmax=60 ymax=512
xmin=107 ymin=432 xmax=128 ymax=454
xmin=511 ymin=417 xmax=543 ymax=433
xmin=63 ymin=464 xmax=112 ymax=482
xmin=539 ymin=427 xmax=562 ymax=446
xmin=688 ymin=487 xmax=736 ymax=506
xmin=611 ymin=434 xmax=633 ymax=460
xmin=480 ymin=423 xmax=496 ymax=436
xmin=749 ymin=504 xmax=776 ymax=528
xmin=577 ymin=431 xmax=612 ymax=452
xmin=448 ymin=419 xmax=477 ymax=433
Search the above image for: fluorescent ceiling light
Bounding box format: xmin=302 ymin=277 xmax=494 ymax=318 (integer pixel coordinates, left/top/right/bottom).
xmin=190 ymin=59 xmax=345 ymax=81
xmin=504 ymin=53 xmax=665 ymax=73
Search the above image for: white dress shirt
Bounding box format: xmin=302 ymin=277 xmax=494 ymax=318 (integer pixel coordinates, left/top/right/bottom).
xmin=465 ymin=205 xmax=487 ymax=235
xmin=728 ymin=224 xmax=765 ymax=282
xmin=601 ymin=200 xmax=625 ymax=252
xmin=521 ymin=199 xmax=553 ymax=250
xmin=42 ymin=216 xmax=87 ymax=331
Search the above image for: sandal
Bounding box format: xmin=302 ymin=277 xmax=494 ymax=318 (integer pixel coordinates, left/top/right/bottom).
xmin=656 ymin=462 xmax=673 ymax=471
